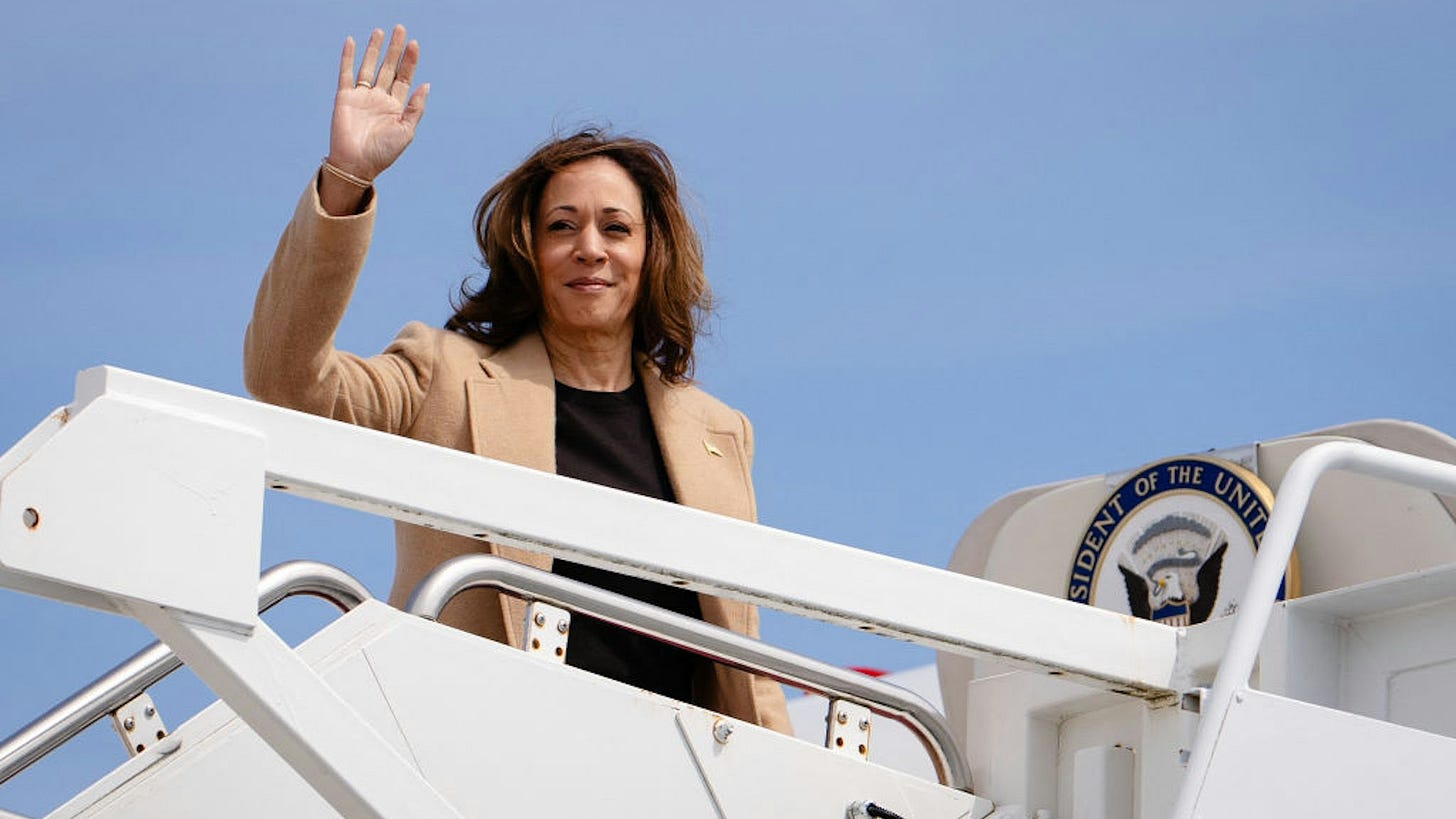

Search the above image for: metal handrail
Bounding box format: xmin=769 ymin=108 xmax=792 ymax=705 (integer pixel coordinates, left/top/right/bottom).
xmin=1171 ymin=442 xmax=1456 ymax=819
xmin=406 ymin=554 xmax=974 ymax=792
xmin=0 ymin=561 xmax=371 ymax=786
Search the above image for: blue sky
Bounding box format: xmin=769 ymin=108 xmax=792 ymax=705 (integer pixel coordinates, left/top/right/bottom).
xmin=3 ymin=1 xmax=1454 ymax=812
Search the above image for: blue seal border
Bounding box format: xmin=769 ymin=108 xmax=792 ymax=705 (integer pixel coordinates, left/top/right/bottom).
xmin=1066 ymin=456 xmax=1288 ymax=606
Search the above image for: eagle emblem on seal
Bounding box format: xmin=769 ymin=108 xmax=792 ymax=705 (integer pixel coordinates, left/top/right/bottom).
xmin=1116 ymin=513 xmax=1227 ymax=627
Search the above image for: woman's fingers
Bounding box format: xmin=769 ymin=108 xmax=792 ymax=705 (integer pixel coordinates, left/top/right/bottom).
xmin=389 ymin=40 xmax=420 ymax=104
xmin=374 ymin=25 xmax=408 ymax=90
xmin=328 ymin=25 xmax=425 ymax=181
xmin=402 ymin=82 xmax=430 ymax=130
xmin=355 ymin=28 xmax=385 ymax=88
xmin=337 ymin=36 xmax=356 ymax=92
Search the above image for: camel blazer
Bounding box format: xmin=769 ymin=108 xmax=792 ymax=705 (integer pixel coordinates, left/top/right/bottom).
xmin=244 ymin=180 xmax=790 ymax=733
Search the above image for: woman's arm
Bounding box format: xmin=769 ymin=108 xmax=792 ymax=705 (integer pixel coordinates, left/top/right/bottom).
xmin=243 ymin=25 xmax=433 ymax=431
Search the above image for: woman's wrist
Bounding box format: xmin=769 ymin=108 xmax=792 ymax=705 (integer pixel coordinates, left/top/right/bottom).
xmin=317 ymin=161 xmax=373 ymax=217
xmin=321 ymin=158 xmax=374 ymax=188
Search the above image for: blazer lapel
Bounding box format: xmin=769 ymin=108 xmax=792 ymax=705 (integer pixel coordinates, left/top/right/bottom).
xmin=468 ymin=332 xmax=556 ymax=474
xmin=642 ymin=369 xmax=758 ymax=642
xmin=641 ymin=368 xmax=752 ymax=522
xmin=466 ymin=332 xmax=557 ymax=645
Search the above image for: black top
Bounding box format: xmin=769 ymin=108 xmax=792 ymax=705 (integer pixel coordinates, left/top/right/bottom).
xmin=550 ymin=379 xmax=704 ymax=702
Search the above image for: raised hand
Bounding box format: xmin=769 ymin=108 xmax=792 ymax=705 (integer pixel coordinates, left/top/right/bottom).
xmin=326 ymin=25 xmax=429 ymax=189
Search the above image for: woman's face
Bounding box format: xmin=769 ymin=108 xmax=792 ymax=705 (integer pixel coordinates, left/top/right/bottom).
xmin=533 ymin=157 xmax=647 ymax=344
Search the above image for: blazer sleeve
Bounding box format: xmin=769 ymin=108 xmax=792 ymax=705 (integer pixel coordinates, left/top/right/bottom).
xmin=243 ymin=175 xmax=432 ymax=433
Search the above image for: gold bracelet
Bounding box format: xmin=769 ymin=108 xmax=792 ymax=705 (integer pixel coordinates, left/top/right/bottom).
xmin=320 ymin=159 xmax=373 ymax=189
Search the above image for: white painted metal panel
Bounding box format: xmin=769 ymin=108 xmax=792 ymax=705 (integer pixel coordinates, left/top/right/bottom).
xmin=962 ymin=671 xmax=1120 ymax=813
xmin=127 ymin=603 xmax=459 ymax=819
xmin=53 ymin=603 xmax=420 ymax=819
xmin=1264 ymin=562 xmax=1456 ymax=737
xmin=959 ymin=670 xmax=1196 ymax=819
xmin=1071 ymin=745 xmax=1134 ymax=819
xmin=676 ymin=709 xmax=992 ymax=819
xmin=58 ymin=601 xmax=988 ymax=819
xmin=1192 ymin=689 xmax=1456 ymax=818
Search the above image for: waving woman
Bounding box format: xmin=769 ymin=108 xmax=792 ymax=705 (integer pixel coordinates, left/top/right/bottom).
xmin=244 ymin=25 xmax=789 ymax=732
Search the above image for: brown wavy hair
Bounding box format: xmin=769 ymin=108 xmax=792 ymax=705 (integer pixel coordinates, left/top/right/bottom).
xmin=446 ymin=129 xmax=711 ymax=384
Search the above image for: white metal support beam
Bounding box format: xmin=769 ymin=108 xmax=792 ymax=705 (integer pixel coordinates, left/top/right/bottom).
xmin=42 ymin=367 xmax=1179 ymax=699
xmin=0 ymin=392 xmax=262 ymax=630
xmin=0 ymin=383 xmax=461 ymax=817
xmin=129 ymin=602 xmax=460 ymax=819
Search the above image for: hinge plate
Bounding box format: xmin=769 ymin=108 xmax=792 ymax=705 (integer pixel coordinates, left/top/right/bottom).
xmin=825 ymin=698 xmax=871 ymax=760
xmin=522 ymin=600 xmax=571 ymax=663
xmin=110 ymin=691 xmax=169 ymax=757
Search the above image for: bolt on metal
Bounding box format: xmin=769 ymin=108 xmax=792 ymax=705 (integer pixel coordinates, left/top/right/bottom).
xmin=712 ymin=720 xmax=734 ymax=744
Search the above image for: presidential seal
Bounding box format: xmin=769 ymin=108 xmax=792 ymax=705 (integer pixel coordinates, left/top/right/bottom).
xmin=1066 ymin=456 xmax=1297 ymax=627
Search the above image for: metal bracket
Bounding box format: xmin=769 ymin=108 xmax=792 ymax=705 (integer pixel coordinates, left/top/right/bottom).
xmin=109 ymin=691 xmax=168 ymax=757
xmin=1181 ymin=687 xmax=1208 ymax=714
xmin=522 ymin=601 xmax=571 ymax=663
xmin=825 ymin=699 xmax=871 ymax=760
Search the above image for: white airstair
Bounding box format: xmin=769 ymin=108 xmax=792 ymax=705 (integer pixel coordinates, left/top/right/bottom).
xmin=1 ymin=367 xmax=1455 ymax=817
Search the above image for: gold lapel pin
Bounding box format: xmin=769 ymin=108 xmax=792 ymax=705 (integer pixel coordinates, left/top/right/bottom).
xmin=702 ymin=440 xmax=724 ymax=458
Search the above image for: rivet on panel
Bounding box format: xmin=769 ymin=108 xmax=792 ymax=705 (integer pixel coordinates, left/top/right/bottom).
xmin=712 ymin=720 xmax=734 ymax=744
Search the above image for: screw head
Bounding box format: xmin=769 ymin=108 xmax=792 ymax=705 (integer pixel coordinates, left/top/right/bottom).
xmin=123 ymin=717 xmax=136 ymax=732
xmin=556 ymin=619 xmax=569 ymax=634
xmin=836 ymin=711 xmax=848 ymax=725
xmin=22 ymin=508 xmax=39 ymax=529
xmin=533 ymin=612 xmax=547 ymax=627
xmin=712 ymin=720 xmax=734 ymax=744
xmin=144 ymin=705 xmax=156 ymax=718
xmin=858 ymin=718 xmax=870 ymax=731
